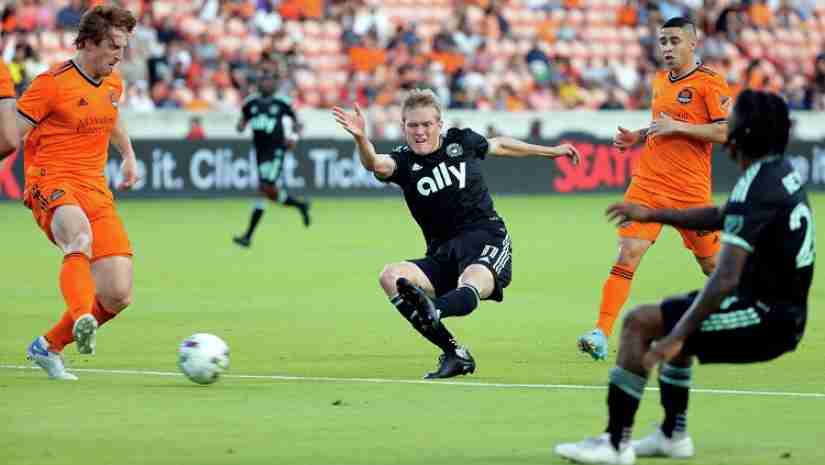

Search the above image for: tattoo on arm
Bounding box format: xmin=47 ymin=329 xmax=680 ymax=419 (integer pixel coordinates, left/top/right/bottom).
xmin=638 ymin=127 xmax=650 ymax=143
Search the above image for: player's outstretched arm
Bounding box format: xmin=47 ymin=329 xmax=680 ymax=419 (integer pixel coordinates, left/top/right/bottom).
xmin=649 ymin=112 xmax=727 ymax=144
xmin=606 ymin=203 xmax=723 ymax=230
xmin=111 ymin=114 xmax=139 ymax=190
xmin=487 ymin=137 xmax=580 ymax=165
xmin=332 ymin=104 xmax=396 ymax=179
xmin=643 ymin=243 xmax=748 ymax=369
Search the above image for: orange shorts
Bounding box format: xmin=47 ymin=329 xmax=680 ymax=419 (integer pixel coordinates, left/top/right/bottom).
xmin=25 ymin=179 xmax=133 ymax=261
xmin=619 ymin=181 xmax=720 ymax=259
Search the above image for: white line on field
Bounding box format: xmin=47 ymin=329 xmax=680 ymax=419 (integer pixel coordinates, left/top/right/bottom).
xmin=1 ymin=365 xmax=823 ymax=399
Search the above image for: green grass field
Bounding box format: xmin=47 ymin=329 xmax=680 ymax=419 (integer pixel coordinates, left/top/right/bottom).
xmin=2 ymin=194 xmax=823 ymax=465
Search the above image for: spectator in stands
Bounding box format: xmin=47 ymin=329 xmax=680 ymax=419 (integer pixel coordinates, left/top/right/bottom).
xmin=807 ymin=53 xmax=825 ymax=110
xmin=56 ymin=0 xmax=85 ymax=30
xmin=600 ymin=87 xmax=626 ymax=110
xmin=185 ymin=116 xmax=206 ymax=141
xmin=126 ymin=80 xmax=155 ymax=113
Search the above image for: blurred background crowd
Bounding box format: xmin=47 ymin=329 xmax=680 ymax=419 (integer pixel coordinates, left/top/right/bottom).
xmin=2 ymin=0 xmax=824 ymax=136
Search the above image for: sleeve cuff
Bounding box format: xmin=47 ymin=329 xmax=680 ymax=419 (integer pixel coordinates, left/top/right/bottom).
xmin=17 ymin=109 xmax=38 ymax=126
xmin=721 ymin=233 xmax=753 ymax=252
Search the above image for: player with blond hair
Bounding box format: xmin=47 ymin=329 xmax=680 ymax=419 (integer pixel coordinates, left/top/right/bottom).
xmin=333 ymin=89 xmax=580 ymax=378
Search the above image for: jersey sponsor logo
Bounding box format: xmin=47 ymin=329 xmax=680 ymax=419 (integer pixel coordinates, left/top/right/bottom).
xmin=446 ymin=143 xmax=463 ymax=158
xmin=677 ymin=88 xmax=693 ymax=104
xmin=416 ymin=161 xmax=466 ymax=196
xmin=411 ymin=163 xmax=422 ymax=171
xmin=76 ymin=116 xmax=116 ymax=135
xmin=78 ymin=97 xmax=89 ymax=106
xmin=249 ymin=114 xmax=278 ymax=133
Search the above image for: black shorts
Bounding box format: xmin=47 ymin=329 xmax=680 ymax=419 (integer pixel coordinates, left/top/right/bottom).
xmin=256 ymin=147 xmax=286 ymax=186
xmin=409 ymin=223 xmax=512 ymax=302
xmin=661 ymin=291 xmax=806 ymax=364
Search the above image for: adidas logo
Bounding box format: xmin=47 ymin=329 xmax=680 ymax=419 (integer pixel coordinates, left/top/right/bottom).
xmin=412 ymin=163 xmax=422 ymax=171
xmin=78 ymin=97 xmax=89 ymax=106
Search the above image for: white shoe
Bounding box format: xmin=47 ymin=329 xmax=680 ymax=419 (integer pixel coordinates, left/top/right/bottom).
xmin=632 ymin=426 xmax=694 ymax=458
xmin=26 ymin=336 xmax=78 ymax=380
xmin=554 ymin=433 xmax=635 ymax=464
xmin=73 ymin=314 xmax=98 ymax=355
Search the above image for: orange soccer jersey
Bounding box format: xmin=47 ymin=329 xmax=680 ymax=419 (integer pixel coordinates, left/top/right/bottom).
xmin=634 ymin=65 xmax=731 ymax=203
xmin=18 ymin=60 xmax=131 ymax=260
xmin=17 ymin=59 xmax=123 ymax=192
xmin=0 ymin=60 xmax=15 ymax=98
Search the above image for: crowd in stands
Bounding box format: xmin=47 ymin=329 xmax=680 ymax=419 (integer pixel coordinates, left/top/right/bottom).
xmin=2 ymin=0 xmax=824 ymax=135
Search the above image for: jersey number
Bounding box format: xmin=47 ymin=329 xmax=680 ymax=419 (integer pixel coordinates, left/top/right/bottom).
xmin=789 ymin=203 xmax=815 ymax=268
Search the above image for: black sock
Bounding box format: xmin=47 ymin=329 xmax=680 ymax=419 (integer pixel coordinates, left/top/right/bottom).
xmin=659 ymin=363 xmax=691 ymax=438
xmin=244 ymin=206 xmax=264 ymax=239
xmin=282 ymin=195 xmax=306 ymax=209
xmin=390 ymin=295 xmax=458 ymax=353
xmin=434 ymin=285 xmax=480 ymax=318
xmin=606 ymin=367 xmax=647 ymax=450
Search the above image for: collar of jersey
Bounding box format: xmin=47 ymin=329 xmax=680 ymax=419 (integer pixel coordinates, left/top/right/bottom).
xmin=668 ymin=62 xmax=701 ymax=83
xmin=70 ymin=59 xmax=103 ymax=87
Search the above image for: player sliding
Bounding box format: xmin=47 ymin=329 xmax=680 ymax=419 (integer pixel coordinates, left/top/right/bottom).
xmin=578 ymin=17 xmax=732 ymax=360
xmin=555 ymin=90 xmax=814 ymax=464
xmin=333 ymin=89 xmax=580 ymax=379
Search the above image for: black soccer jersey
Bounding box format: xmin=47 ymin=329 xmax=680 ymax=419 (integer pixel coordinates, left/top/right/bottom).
xmin=384 ymin=128 xmax=501 ymax=247
xmin=241 ymin=93 xmax=297 ymax=157
xmin=722 ymin=157 xmax=815 ymax=308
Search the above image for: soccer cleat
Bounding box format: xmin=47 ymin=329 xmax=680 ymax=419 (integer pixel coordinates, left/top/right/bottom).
xmin=26 ymin=336 xmax=78 ymax=380
xmin=232 ymin=235 xmax=251 ymax=248
xmin=298 ymin=202 xmax=311 ymax=228
xmin=632 ymin=426 xmax=694 ymax=458
xmin=554 ymin=433 xmax=636 ymax=465
xmin=578 ymin=328 xmax=609 ymax=361
xmin=72 ymin=314 xmax=98 ymax=355
xmin=396 ymin=277 xmax=439 ymax=330
xmin=424 ymin=346 xmax=476 ymax=379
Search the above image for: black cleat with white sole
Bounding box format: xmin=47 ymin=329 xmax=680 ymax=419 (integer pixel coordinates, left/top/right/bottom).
xmin=424 ymin=346 xmax=476 ymax=379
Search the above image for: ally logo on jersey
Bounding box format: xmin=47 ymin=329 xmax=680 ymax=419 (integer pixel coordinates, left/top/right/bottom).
xmin=416 ymin=161 xmax=466 ymax=196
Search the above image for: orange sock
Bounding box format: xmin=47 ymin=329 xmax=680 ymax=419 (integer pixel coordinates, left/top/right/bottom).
xmin=596 ymin=264 xmax=635 ymax=337
xmin=60 ymin=252 xmax=96 ymax=321
xmin=91 ymin=298 xmax=118 ymax=327
xmin=45 ymin=310 xmax=75 ymax=352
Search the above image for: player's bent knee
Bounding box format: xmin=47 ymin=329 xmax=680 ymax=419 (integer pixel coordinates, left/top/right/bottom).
xmin=61 ymin=232 xmax=92 ymax=257
xmin=616 ymin=238 xmax=650 ymax=267
xmin=379 ymin=264 xmax=403 ymax=293
xmin=621 ymin=306 xmax=650 ymax=335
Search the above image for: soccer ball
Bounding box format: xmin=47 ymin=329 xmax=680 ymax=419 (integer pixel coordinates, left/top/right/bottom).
xmin=177 ymin=333 xmax=230 ymax=385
